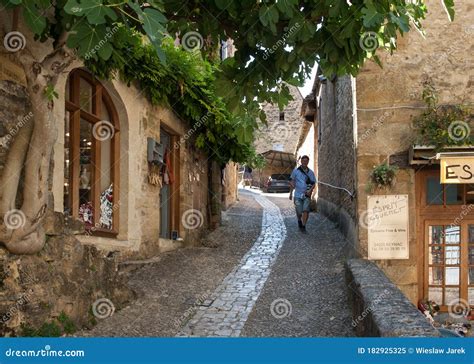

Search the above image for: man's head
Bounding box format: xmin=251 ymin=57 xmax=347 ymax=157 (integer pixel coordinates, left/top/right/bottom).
xmin=300 ymin=155 xmax=310 ymax=168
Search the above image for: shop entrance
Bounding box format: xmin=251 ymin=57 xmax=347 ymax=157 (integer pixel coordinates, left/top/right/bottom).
xmin=159 ymin=129 xmax=171 ymax=238
xmin=418 ymin=168 xmax=474 ymax=310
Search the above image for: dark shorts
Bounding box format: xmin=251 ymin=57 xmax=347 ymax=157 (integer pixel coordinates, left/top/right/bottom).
xmin=294 ymin=196 xmax=311 ymax=215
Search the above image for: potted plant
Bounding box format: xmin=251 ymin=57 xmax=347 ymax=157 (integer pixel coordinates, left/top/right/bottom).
xmin=366 ymin=163 xmax=398 ymax=192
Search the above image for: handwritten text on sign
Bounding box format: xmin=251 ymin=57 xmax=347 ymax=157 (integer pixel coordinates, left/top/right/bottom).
xmin=368 ymin=195 xmax=409 ymax=260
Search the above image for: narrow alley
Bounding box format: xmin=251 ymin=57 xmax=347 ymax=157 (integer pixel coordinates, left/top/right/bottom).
xmin=80 ymin=190 xmax=354 ymax=337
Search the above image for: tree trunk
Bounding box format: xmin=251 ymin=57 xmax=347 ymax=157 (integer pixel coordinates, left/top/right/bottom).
xmin=0 ymin=46 xmax=74 ymax=254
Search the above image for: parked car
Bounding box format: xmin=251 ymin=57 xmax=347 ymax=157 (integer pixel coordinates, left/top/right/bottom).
xmin=264 ymin=174 xmax=291 ymax=193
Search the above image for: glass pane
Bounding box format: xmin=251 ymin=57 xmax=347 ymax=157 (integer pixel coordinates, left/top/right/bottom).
xmin=98 ymin=98 xmax=114 ymax=230
xmin=469 ymin=225 xmax=474 ymax=244
xmin=64 ymin=111 xmax=71 ymax=215
xmin=444 ymin=225 xmax=460 ymax=244
xmin=426 ymin=176 xmax=443 ymax=205
xmin=79 ymin=119 xmax=93 ymax=227
xmin=469 ymin=268 xmax=474 ymax=285
xmin=428 ymin=287 xmax=442 ymax=304
xmin=446 ymin=184 xmax=463 ymax=204
xmin=469 ymin=246 xmax=474 ymax=264
xmin=444 ymin=287 xmax=459 ymax=305
xmin=79 ymin=77 xmax=93 ymax=113
xmin=429 ymin=226 xmax=443 ymax=245
xmin=429 ymin=267 xmax=443 ymax=285
xmin=429 ymin=245 xmax=443 ymax=265
xmin=466 ymin=185 xmax=474 ymax=204
xmin=469 ymin=288 xmax=474 ymax=305
xmin=445 ymin=246 xmax=460 ymax=265
xmin=445 ymin=267 xmax=459 ymax=285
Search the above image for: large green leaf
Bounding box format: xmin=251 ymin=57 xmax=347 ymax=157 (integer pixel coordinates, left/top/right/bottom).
xmin=214 ymin=0 xmax=232 ymax=11
xmin=64 ymin=0 xmax=117 ymax=25
xmin=22 ymin=2 xmax=47 ymax=34
xmin=141 ymin=8 xmax=167 ymax=42
xmin=66 ymin=21 xmax=109 ymax=60
xmin=126 ymin=1 xmax=167 ymax=63
xmin=361 ymin=3 xmax=384 ymax=28
xmin=442 ymin=0 xmax=455 ymax=21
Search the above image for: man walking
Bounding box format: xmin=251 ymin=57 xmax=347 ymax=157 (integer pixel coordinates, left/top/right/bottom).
xmin=289 ymin=155 xmax=316 ymax=233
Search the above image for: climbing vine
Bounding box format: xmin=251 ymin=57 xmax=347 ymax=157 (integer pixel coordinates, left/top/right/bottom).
xmin=87 ymin=33 xmax=258 ymax=164
xmin=412 ymin=84 xmax=473 ymax=151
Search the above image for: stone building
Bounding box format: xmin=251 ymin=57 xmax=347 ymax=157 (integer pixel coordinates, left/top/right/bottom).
xmin=253 ymin=85 xmax=303 ymax=187
xmin=299 ymin=0 xmax=474 ymax=309
xmin=0 ymin=31 xmax=238 ymax=333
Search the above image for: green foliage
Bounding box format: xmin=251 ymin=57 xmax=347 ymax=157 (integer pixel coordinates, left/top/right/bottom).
xmin=44 ymin=85 xmax=58 ymax=101
xmin=2 ymin=0 xmax=453 ymax=164
xmin=57 ymin=311 xmax=77 ymax=334
xmin=20 ymin=311 xmax=77 ymax=337
xmin=87 ymin=35 xmax=258 ymax=164
xmin=367 ymin=163 xmax=398 ymax=192
xmin=413 ymin=85 xmax=473 ymax=151
xmin=443 ymin=0 xmax=456 ymax=21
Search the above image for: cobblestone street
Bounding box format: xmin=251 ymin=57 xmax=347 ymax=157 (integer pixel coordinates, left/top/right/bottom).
xmin=80 ymin=189 xmax=354 ymax=337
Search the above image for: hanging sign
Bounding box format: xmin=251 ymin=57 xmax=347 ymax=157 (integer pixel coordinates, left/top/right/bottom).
xmin=439 ymin=156 xmax=474 ymax=183
xmin=367 ymin=195 xmax=409 ymax=260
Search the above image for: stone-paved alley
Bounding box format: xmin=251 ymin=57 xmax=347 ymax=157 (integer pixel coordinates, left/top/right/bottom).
xmin=80 ymin=189 xmax=355 ymax=337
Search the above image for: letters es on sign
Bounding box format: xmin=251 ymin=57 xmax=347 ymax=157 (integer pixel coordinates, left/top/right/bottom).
xmin=439 ymin=155 xmax=474 ymax=184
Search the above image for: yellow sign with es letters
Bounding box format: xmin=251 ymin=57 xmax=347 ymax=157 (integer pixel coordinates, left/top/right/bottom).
xmin=440 ymin=157 xmax=474 ymax=183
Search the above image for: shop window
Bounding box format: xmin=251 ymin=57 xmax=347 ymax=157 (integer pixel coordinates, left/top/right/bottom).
xmin=426 ymin=222 xmax=474 ymax=308
xmin=425 ymin=176 xmax=472 ymax=206
xmin=466 ymin=184 xmax=474 ymax=204
xmin=64 ymin=69 xmax=120 ymax=235
xmin=427 ymin=225 xmax=461 ymax=305
xmin=426 ymin=176 xmax=442 ymax=205
xmin=445 ymin=184 xmax=463 ymax=205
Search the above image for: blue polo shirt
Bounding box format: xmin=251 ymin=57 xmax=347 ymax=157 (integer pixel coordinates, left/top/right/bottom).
xmin=290 ymin=167 xmax=316 ymax=199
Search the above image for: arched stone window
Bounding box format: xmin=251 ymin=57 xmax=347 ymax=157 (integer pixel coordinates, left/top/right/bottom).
xmin=64 ymin=69 xmax=120 ymax=236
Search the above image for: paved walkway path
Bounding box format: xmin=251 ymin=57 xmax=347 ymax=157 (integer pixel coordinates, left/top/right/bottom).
xmin=178 ymin=195 xmax=286 ymax=336
xmin=79 ymin=189 xmax=354 ymax=337
xmin=242 ymin=194 xmax=354 ymax=337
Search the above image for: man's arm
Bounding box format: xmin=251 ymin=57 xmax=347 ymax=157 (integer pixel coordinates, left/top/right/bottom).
xmin=289 ymin=170 xmax=295 ymax=200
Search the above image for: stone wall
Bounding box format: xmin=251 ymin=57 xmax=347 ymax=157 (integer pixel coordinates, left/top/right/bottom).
xmin=346 ymin=259 xmax=439 ymax=337
xmin=316 ymin=76 xmax=358 ymax=251
xmin=254 ymin=85 xmax=303 ymax=154
xmin=0 ymin=232 xmax=134 ymax=336
xmin=222 ymin=162 xmax=239 ymax=211
xmin=354 ymin=0 xmax=474 ymax=303
xmin=0 ymin=39 xmax=236 ymax=333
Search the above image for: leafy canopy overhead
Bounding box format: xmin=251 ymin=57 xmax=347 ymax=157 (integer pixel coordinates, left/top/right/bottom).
xmin=0 ymin=0 xmax=455 ymax=164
